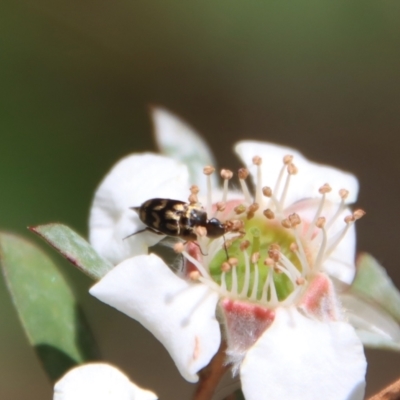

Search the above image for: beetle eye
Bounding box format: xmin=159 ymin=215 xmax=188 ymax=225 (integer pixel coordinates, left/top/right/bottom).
xmin=205 ymin=218 xmax=225 ymax=238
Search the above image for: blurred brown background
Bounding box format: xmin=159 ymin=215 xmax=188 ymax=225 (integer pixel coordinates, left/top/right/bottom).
xmin=1 ymin=1 xmax=399 ymax=399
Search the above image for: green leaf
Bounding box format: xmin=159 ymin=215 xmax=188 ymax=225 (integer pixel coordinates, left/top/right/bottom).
xmin=352 ymin=253 xmax=400 ymax=323
xmin=151 ymin=106 xmax=218 ymax=194
xmin=0 ymin=232 xmax=100 ymax=381
xmin=30 ymin=223 xmax=113 ymax=281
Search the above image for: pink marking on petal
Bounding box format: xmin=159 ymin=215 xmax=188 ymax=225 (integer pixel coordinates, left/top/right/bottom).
xmin=193 ymin=336 xmax=200 ymax=361
xmin=298 ymin=273 xmax=342 ymax=321
xmin=222 ymin=299 xmax=275 ymax=353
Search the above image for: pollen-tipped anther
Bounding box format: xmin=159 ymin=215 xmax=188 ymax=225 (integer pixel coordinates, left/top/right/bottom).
xmin=238 ymin=168 xmax=249 ymax=180
xmin=288 ymin=213 xmax=301 ymax=227
xmin=174 ymin=242 xmax=185 ymax=253
xmin=252 ymin=155 xmax=262 ymax=166
xmin=353 ymin=209 xmax=366 ymax=220
xmin=283 ymin=154 xmax=293 ymax=165
xmin=203 ymin=166 xmax=215 ymax=175
xmin=216 ymin=201 xmax=226 ymax=212
xmin=316 ymin=217 xmax=326 ymax=228
xmin=190 ymin=185 xmax=199 ymax=194
xmin=221 ymin=169 xmax=233 ymax=180
xmin=195 ymin=226 xmax=207 ymax=237
xmin=262 ymin=186 xmax=272 ymax=197
xmin=339 ymin=189 xmax=349 ymax=199
xmin=319 ymin=183 xmax=332 ymax=194
xmin=281 ymin=218 xmax=291 ymax=229
xmin=228 ymin=257 xmax=239 ymax=267
xmin=240 ymin=240 xmax=250 ymax=251
xmin=287 ymin=163 xmax=298 ymax=175
xmin=290 ymin=242 xmax=299 ymax=252
xmin=234 ymin=204 xmax=246 ymax=215
xmin=263 ymin=209 xmax=275 ymax=219
xmin=221 ymin=262 xmax=231 ymax=272
xmin=188 ymin=194 xmax=198 ymax=204
xmin=189 ymin=271 xmax=200 ymax=281
xmin=251 ymin=252 xmax=260 ymax=264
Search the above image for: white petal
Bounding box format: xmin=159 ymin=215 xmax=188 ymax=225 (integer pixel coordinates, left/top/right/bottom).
xmin=152 ymin=107 xmax=218 ymax=194
xmin=53 ymin=363 xmax=157 ymax=400
xmin=285 ymin=199 xmax=357 ymax=284
xmin=235 ymin=141 xmax=359 ymax=207
xmin=241 ymin=307 xmax=366 ymax=400
xmin=342 ymin=293 xmax=400 ymax=351
xmin=89 ymin=154 xmax=189 ymax=265
xmin=90 ymin=254 xmax=220 ymax=382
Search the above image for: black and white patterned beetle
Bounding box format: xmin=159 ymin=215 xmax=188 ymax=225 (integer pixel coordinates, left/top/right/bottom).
xmin=130 ymin=198 xmax=226 ymax=241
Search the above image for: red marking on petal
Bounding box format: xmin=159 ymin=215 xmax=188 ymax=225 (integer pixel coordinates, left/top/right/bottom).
xmin=221 ymin=299 xmax=275 ymax=353
xmin=299 ymin=273 xmax=341 ymax=321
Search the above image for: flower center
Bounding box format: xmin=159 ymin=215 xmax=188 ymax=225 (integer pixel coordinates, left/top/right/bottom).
xmin=177 ymin=154 xmax=364 ymax=310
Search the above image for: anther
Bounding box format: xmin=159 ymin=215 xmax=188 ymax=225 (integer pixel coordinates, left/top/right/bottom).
xmin=221 ymin=169 xmax=233 ymax=180
xmin=189 ymin=271 xmax=200 ymax=281
xmin=339 ymin=189 xmax=349 ymax=200
xmin=316 ymin=217 xmax=326 ymax=228
xmin=353 ymin=209 xmax=366 ymax=220
xmin=289 ymin=242 xmax=298 ymax=252
xmin=216 ymin=201 xmax=226 ymax=212
xmin=188 ymin=194 xmax=198 ymax=204
xmin=190 ymin=185 xmax=200 ymax=194
xmin=288 ymin=213 xmax=301 ymax=227
xmin=234 ymin=204 xmax=246 ymax=214
xmin=319 ymin=183 xmax=332 ymax=194
xmin=296 ymin=277 xmax=305 ymax=285
xmin=283 ymin=155 xmax=293 ymax=165
xmin=195 ymin=226 xmax=207 ymax=237
xmin=240 ymin=240 xmax=250 ymax=251
xmin=263 ymin=209 xmax=275 ymax=219
xmin=344 ymin=215 xmax=355 ymax=224
xmin=251 ymin=252 xmax=260 ymax=264
xmin=238 ymin=168 xmax=249 ymax=180
xmin=268 ymin=248 xmax=280 ymax=262
xmin=225 ymin=219 xmax=245 ymax=233
xmin=203 ymin=166 xmax=215 ymax=175
xmin=281 ymin=218 xmax=291 ymax=229
xmin=262 ymin=186 xmax=272 ymax=197
xmin=252 ymin=156 xmax=262 ymax=166
xmin=174 ymin=243 xmax=185 ymax=253
xmin=248 ymin=203 xmax=259 ymax=213
xmin=287 ymin=163 xmax=298 ymax=175
xmin=221 ymin=262 xmax=231 ymax=272
xmin=228 ymin=257 xmax=239 ymax=267
xmin=264 ymin=258 xmax=274 ymax=266
xmin=224 ymin=240 xmax=233 ymax=249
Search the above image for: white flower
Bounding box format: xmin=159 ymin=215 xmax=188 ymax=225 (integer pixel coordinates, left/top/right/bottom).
xmin=53 ymin=363 xmax=158 ymax=400
xmin=89 ymin=109 xmax=368 ymax=399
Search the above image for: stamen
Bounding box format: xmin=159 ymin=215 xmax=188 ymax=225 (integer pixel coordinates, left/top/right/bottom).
xmin=203 ymin=165 xmax=215 ymax=215
xmin=252 ymin=156 xmax=263 ymax=206
xmin=325 ymin=189 xmax=347 ymax=230
xmin=313 ymin=218 xmax=328 ymax=271
xmin=220 ymin=169 xmax=233 ymax=204
xmin=323 ymin=216 xmax=353 ymax=261
xmin=250 ymin=257 xmax=260 ymax=301
xmin=279 ymin=162 xmax=298 ymax=209
xmin=240 ymin=250 xmax=251 ymax=297
xmin=272 ymin=155 xmax=292 ymax=205
xmin=306 ymin=184 xmax=331 ymax=240
xmin=182 ymin=250 xmax=211 ymax=279
xmin=238 ymin=168 xmax=252 ymax=204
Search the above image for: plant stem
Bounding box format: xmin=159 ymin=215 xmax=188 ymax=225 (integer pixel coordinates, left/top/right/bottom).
xmin=193 ymin=341 xmax=229 ymax=400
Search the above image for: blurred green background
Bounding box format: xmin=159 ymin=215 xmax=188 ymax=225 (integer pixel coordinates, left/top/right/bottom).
xmin=1 ymin=1 xmax=400 ymax=399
